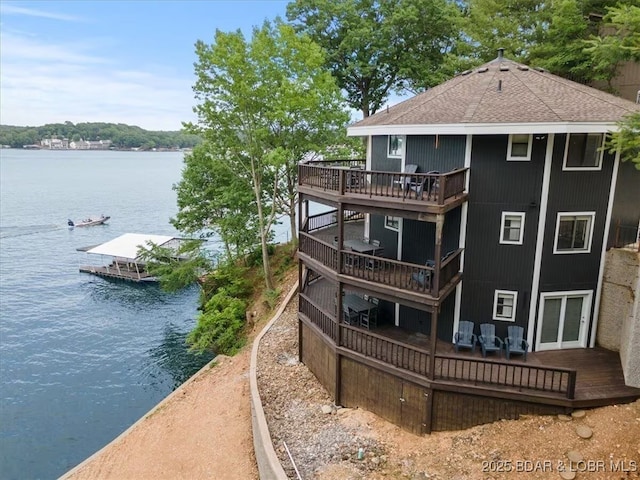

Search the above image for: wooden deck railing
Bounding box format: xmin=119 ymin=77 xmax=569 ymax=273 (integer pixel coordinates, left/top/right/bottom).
xmin=299 ymin=293 xmax=337 ymax=341
xmin=299 ymin=164 xmax=467 ymax=206
xmin=300 ymin=232 xmax=463 ymax=297
xmin=299 ymin=232 xmax=338 ymax=270
xmin=340 ymin=324 xmax=430 ymax=377
xmin=299 ymin=294 xmax=577 ymax=399
xmin=306 ymin=209 xmax=364 ymax=233
xmin=298 ymin=162 xmax=467 ymax=205
xmin=434 ymin=354 xmax=577 ymax=399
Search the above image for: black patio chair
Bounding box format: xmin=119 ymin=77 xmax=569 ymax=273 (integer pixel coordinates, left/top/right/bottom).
xmin=478 ymin=323 xmax=504 ymax=358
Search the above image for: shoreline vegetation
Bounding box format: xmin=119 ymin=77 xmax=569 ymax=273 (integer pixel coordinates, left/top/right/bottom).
xmin=0 ymin=121 xmax=201 ymax=151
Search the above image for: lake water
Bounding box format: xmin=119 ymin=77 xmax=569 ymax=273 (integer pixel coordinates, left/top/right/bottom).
xmin=0 ymin=150 xmax=222 ymax=479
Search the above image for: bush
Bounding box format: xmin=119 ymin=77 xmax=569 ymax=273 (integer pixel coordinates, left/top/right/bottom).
xmin=188 ymin=288 xmax=247 ymax=355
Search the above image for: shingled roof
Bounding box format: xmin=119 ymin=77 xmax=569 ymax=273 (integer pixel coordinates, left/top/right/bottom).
xmin=348 ymin=56 xmax=640 ymax=135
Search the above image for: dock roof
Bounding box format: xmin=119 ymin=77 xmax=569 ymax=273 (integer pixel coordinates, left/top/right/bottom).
xmin=86 ymin=233 xmax=176 ymax=260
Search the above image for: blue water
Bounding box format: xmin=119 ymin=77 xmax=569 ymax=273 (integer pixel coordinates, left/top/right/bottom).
xmin=0 ymin=150 xmax=216 ymax=479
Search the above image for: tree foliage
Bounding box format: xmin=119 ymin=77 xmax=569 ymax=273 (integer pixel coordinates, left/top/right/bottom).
xmin=608 ymin=112 xmax=640 ymax=170
xmin=186 ymin=19 xmax=350 ymax=289
xmin=286 ymin=0 xmax=461 ymax=117
xmin=0 ymin=122 xmax=200 ymax=150
xmin=171 ymin=142 xmax=262 ymax=260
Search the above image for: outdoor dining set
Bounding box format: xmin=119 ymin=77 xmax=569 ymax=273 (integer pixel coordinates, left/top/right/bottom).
xmin=341 ymin=293 xmax=379 ymax=330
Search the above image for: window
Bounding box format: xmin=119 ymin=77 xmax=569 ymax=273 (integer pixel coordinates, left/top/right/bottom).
xmin=388 ymin=135 xmax=403 ymax=157
xmin=553 ymin=212 xmax=595 ymax=254
xmin=493 ymin=290 xmax=517 ymax=322
xmin=507 ymin=134 xmax=532 ymax=161
xmin=563 ymin=133 xmax=604 ymax=170
xmin=384 ymin=216 xmax=400 ymax=232
xmin=500 ymin=212 xmax=525 ymax=245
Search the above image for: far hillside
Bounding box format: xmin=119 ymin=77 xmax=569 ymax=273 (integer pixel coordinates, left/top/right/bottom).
xmin=0 ymin=122 xmax=202 ymax=150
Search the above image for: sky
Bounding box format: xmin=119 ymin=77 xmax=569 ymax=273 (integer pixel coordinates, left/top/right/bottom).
xmin=0 ymin=0 xmax=290 ymax=131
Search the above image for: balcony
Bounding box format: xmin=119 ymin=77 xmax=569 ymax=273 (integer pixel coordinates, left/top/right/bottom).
xmin=299 ymin=211 xmax=462 ymax=306
xmin=298 ymin=160 xmax=468 ymax=217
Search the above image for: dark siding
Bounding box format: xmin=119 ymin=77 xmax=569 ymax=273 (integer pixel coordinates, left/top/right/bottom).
xmin=405 ymin=135 xmax=466 ymax=172
xmin=460 ymin=134 xmax=546 ymax=340
xmin=371 ymin=136 xmax=402 ymax=172
xmin=398 ymin=292 xmax=455 ymax=340
xmin=608 ymin=159 xmax=640 ymax=247
xmin=539 ymin=134 xmax=616 ymax=315
xmin=370 ymin=135 xmax=466 ymax=174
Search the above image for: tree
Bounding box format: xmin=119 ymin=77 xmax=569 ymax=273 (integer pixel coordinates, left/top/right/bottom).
xmin=171 ymin=142 xmax=262 ymax=260
xmin=608 ymin=112 xmax=640 ymax=170
xmin=187 ymin=20 xmax=350 ymax=289
xmin=584 ymin=3 xmax=640 ymax=88
xmin=286 ymin=0 xmax=461 ymax=118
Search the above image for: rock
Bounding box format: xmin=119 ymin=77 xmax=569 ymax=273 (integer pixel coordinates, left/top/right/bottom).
xmin=571 ymin=410 xmax=586 ymax=419
xmin=337 ymin=407 xmax=350 ymax=415
xmin=371 ymin=456 xmax=380 ymax=465
xmin=567 ymin=450 xmax=583 ymax=463
xmin=558 ymin=414 xmax=572 ymax=422
xmin=321 ymin=405 xmax=333 ymax=414
xmin=576 ymin=425 xmax=593 ymax=439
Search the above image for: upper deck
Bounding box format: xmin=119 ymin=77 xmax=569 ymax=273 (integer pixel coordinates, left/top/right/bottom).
xmin=298 ymin=160 xmax=468 ymax=218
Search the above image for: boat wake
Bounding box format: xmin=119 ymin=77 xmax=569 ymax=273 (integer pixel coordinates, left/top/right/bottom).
xmin=0 ymin=224 xmax=65 ymax=239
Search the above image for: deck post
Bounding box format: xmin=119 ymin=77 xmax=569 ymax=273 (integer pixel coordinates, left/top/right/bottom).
xmin=433 ymin=214 xmax=444 ymax=296
xmin=429 ymin=307 xmax=439 ymax=380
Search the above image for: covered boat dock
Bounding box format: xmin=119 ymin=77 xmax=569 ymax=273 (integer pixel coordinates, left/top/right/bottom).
xmin=78 ymin=233 xmax=182 ymax=282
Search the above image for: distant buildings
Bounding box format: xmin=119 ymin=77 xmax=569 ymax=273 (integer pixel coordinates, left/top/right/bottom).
xmin=39 ymin=138 xmax=113 ymax=150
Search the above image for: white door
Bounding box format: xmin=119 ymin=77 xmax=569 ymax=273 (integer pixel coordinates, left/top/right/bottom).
xmin=536 ymin=291 xmax=592 ymax=351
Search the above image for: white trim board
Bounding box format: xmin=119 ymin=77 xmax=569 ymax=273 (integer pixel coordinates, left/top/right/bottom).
xmin=348 ymin=122 xmax=619 ymax=137
xmin=526 ymin=133 xmax=555 ymax=351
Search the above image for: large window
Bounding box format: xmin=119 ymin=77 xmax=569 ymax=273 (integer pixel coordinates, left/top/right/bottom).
xmin=507 ymin=134 xmax=532 ymax=161
xmin=563 ymin=133 xmax=604 ymax=170
xmin=500 ymin=212 xmax=525 ymax=245
xmin=493 ymin=290 xmax=517 ymax=322
xmin=388 ymin=135 xmax=404 ymax=157
xmin=553 ymin=212 xmax=595 ymax=254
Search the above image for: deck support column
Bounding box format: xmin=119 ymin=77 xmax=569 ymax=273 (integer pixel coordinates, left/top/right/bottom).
xmin=335 ymin=282 xmax=344 ymax=405
xmin=433 ymin=214 xmax=444 ymax=296
xmin=429 ymin=307 xmax=439 ymax=380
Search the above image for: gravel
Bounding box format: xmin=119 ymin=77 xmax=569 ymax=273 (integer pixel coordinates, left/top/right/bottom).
xmin=257 ymin=298 xmax=388 ymax=479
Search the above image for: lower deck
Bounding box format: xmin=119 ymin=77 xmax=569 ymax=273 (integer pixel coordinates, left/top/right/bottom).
xmin=79 ymin=262 xmax=155 ymax=282
xmin=300 ymin=277 xmax=640 ymax=410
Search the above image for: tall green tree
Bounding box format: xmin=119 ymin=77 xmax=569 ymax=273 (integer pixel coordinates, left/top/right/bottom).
xmin=186 ymin=20 xmax=350 ymax=289
xmin=171 ymin=142 xmax=261 ymax=260
xmin=286 ymin=0 xmax=461 ymax=118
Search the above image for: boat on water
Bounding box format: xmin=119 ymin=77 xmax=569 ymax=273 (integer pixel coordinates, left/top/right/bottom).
xmin=68 ymin=215 xmax=110 ymax=228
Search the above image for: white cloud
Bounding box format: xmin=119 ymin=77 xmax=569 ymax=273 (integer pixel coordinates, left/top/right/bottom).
xmin=0 ymin=31 xmax=196 ymax=130
xmin=0 ymin=4 xmax=85 ymax=22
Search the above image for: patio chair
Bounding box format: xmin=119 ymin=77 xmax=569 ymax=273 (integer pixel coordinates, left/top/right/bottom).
xmin=505 ymin=325 xmax=529 ymax=361
xmin=360 ymin=306 xmax=378 ymax=329
xmin=343 ymin=306 xmax=360 ymax=326
xmin=478 ymin=323 xmax=504 ymax=358
xmin=425 ymin=171 xmax=440 ymax=200
xmin=454 ymin=320 xmax=477 ymax=353
xmin=410 ymin=260 xmax=435 ymax=289
xmin=394 ymin=164 xmax=419 ymax=191
xmin=365 ymin=239 xmax=382 ymax=271
xmin=407 ymin=176 xmax=428 ymax=200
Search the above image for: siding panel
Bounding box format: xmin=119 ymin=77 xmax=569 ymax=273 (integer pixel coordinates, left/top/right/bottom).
xmin=460 ymin=134 xmax=546 ymax=339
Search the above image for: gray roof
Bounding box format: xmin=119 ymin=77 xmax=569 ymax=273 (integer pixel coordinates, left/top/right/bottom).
xmin=349 ymin=58 xmax=640 ymax=132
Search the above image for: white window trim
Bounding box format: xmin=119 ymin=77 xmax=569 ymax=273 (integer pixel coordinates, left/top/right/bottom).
xmin=553 ymin=211 xmax=596 ymax=254
xmin=493 ymin=290 xmax=518 ymax=322
xmin=384 ymin=215 xmax=400 ymax=232
xmin=562 ymin=133 xmax=604 ymax=171
xmin=387 ymin=135 xmax=404 ymax=158
xmin=500 ymin=211 xmax=525 ymax=245
xmin=507 ymin=134 xmax=532 ymax=161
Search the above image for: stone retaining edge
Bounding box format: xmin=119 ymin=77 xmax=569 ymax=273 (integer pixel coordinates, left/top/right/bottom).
xmin=250 ymin=281 xmax=299 ymax=480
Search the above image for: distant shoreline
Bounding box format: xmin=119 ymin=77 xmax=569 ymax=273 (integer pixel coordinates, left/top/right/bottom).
xmin=2 ymin=146 xmax=192 ymax=152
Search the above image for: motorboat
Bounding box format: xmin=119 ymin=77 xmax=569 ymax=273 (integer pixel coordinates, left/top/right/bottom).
xmin=68 ymin=215 xmax=110 ymax=228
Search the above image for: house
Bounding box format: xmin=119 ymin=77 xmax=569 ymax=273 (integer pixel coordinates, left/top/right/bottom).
xmin=296 ymin=51 xmax=640 ymax=433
